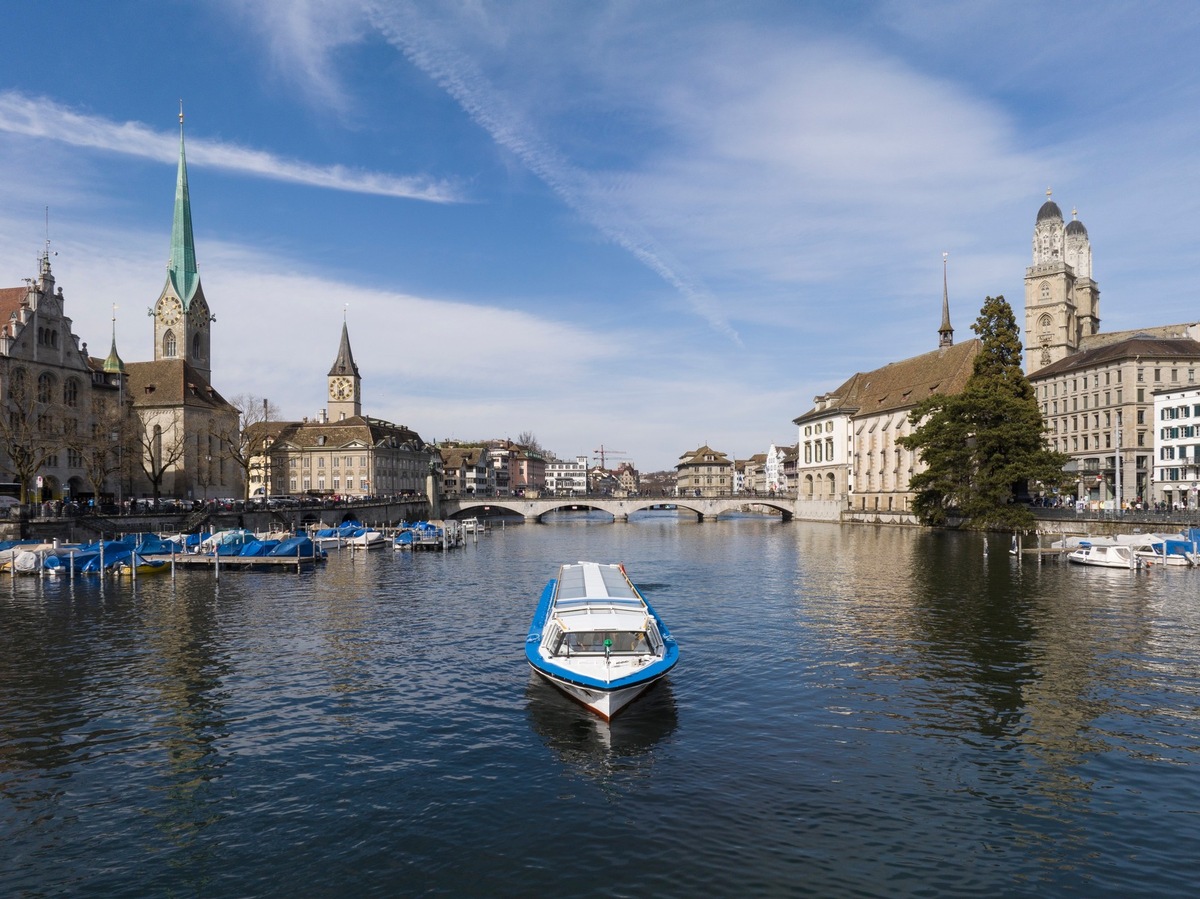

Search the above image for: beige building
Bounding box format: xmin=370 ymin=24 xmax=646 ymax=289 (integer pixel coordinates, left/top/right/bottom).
xmin=248 ymin=323 xmax=435 ymax=499
xmin=1024 ymin=194 xmax=1200 ymax=506
xmin=0 ymin=253 xmax=126 ymax=503
xmin=0 ymin=115 xmax=240 ymax=505
xmin=125 ymin=114 xmax=239 ymax=501
xmin=675 ymin=445 xmax=734 ymax=496
xmin=794 ymin=258 xmax=979 ymax=522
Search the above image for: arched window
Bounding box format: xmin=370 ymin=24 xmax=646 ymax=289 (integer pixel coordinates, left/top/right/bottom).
xmin=163 ymin=330 xmax=177 ymax=357
xmin=192 ymin=332 xmax=202 ymax=358
xmin=1040 ymin=281 xmax=1051 ymax=300
xmin=7 ymin=368 xmax=27 ymax=400
xmin=37 ymin=372 xmax=54 ymax=403
xmin=63 ymin=378 xmax=79 ymax=407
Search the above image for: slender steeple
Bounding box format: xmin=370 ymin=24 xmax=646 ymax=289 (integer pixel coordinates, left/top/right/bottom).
xmin=168 ymin=102 xmax=200 ymax=306
xmin=103 ymin=304 xmax=125 ymax=374
xmin=938 ymin=252 xmax=953 ymax=347
xmin=326 ymin=317 xmax=362 ymax=420
xmin=328 ymin=319 xmax=360 ymax=377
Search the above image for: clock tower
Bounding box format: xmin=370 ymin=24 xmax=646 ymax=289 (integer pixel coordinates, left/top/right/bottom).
xmin=152 ymin=107 xmax=213 ymax=382
xmin=327 ymin=321 xmax=362 ymax=421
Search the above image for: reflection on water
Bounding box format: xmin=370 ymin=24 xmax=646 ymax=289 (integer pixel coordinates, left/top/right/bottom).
xmin=3 ymin=520 xmax=1200 ymax=897
xmin=524 ymin=673 xmax=678 ymax=782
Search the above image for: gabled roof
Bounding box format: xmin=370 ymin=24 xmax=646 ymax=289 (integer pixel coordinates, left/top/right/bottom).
xmin=676 ymin=445 xmax=732 ymax=469
xmin=1031 ymin=333 xmax=1200 ymax=380
xmin=247 ymin=416 xmax=427 ymax=451
xmin=794 ymin=339 xmax=980 ymax=425
xmin=125 ymin=359 xmax=233 ymax=410
xmin=0 ymin=285 xmax=28 ymax=328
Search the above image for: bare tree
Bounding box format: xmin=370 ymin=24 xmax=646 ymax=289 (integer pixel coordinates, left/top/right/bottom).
xmin=517 ymin=431 xmax=546 ymax=455
xmin=67 ymin=393 xmax=137 ymax=505
xmin=216 ymin=393 xmax=281 ymax=501
xmin=0 ymin=368 xmax=61 ymax=503
xmin=133 ymin=409 xmax=190 ymax=502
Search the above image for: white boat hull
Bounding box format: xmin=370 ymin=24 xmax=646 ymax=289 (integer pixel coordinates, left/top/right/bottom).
xmin=1068 ymin=544 xmax=1140 ymax=568
xmin=532 ymin=666 xmax=670 ymax=720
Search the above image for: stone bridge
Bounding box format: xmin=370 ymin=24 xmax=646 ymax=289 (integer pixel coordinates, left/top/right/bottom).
xmin=440 ymin=494 xmax=794 ymax=523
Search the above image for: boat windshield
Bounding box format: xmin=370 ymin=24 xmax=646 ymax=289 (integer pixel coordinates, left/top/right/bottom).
xmin=558 ymin=630 xmax=648 ymax=655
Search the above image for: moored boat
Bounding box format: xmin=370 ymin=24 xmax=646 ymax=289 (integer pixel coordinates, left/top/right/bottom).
xmin=525 ymin=561 xmax=678 ymax=720
xmin=116 ymin=553 xmax=172 ymax=577
xmin=1067 ymin=540 xmax=1141 ymax=569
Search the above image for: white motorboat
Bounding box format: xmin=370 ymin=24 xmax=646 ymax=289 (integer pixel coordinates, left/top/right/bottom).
xmin=525 ymin=561 xmax=679 ymax=720
xmin=1067 ymin=541 xmax=1141 ymax=569
xmin=1115 ymin=533 xmax=1198 ymax=567
xmin=344 ymin=527 xmax=386 ymax=549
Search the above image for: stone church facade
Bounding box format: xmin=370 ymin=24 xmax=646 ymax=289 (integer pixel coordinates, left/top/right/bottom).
xmin=246 ymin=323 xmax=437 ymax=500
xmin=0 ymin=112 xmax=242 ymax=506
xmin=1023 ymin=192 xmax=1200 ymax=507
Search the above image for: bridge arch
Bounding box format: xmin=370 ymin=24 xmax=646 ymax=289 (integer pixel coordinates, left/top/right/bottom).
xmin=443 ymin=496 xmax=794 ymax=523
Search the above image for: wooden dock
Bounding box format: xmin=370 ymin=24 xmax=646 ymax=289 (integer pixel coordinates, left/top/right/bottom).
xmin=164 ymin=553 xmax=323 ymax=572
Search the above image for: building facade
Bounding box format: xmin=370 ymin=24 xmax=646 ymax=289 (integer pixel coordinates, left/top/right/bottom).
xmin=674 ymin=445 xmax=734 ymax=496
xmin=0 ymin=114 xmax=242 ymax=506
xmin=125 ymin=113 xmax=240 ymax=501
xmin=794 ymin=256 xmax=978 ymax=522
xmin=1152 ymin=386 xmax=1200 ymax=510
xmin=0 ymin=252 xmax=126 ymax=503
xmin=249 ymin=324 xmax=436 ymax=499
xmin=1024 ymin=194 xmax=1200 ymax=507
xmin=545 ymin=456 xmax=589 ymax=495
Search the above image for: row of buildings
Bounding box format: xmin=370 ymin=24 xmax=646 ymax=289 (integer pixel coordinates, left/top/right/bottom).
xmin=790 ymin=192 xmax=1200 ymax=521
xmin=6 ymin=113 xmax=1194 ymax=517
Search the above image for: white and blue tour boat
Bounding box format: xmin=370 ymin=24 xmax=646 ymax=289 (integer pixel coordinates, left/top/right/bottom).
xmin=525 ymin=561 xmax=678 ymax=720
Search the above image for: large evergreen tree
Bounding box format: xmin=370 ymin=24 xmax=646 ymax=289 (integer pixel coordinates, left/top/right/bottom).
xmin=900 ymin=295 xmax=1067 ymax=529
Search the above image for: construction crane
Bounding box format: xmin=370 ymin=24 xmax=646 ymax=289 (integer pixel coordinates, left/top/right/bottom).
xmin=593 ymin=446 xmax=628 ymax=469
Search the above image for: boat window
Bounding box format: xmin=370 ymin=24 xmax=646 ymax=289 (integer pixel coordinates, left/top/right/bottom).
xmin=558 ymin=631 xmax=649 ymax=655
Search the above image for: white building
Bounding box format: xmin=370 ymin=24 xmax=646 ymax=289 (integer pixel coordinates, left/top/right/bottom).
xmin=764 ymin=444 xmax=790 ymax=493
xmin=545 ymin=455 xmax=589 ymax=494
xmin=1152 ymin=386 xmax=1200 ymax=510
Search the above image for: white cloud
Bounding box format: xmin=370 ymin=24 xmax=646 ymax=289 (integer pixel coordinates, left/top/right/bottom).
xmin=0 ymin=91 xmax=461 ymax=202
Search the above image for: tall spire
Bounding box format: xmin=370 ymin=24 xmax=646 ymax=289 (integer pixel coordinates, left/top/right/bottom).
xmin=328 ymin=320 xmax=360 ymax=377
xmin=104 ymin=304 xmax=125 ymax=374
xmin=938 ymin=252 xmax=953 ymax=347
xmin=167 ymin=101 xmax=200 ymax=305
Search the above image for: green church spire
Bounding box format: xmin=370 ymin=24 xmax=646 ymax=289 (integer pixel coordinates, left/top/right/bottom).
xmin=168 ymin=103 xmax=200 ymax=305
xmin=103 ymin=304 xmax=125 ymax=374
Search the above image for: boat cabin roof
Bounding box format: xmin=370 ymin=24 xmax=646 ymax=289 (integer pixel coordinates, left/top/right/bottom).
xmin=552 ymin=562 xmax=648 ymax=628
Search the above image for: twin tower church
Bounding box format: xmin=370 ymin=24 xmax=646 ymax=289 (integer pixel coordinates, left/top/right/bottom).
xmin=0 ymin=114 xmax=432 ymax=505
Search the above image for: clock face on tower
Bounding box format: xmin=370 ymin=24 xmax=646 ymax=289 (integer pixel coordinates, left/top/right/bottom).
xmin=330 ymin=377 xmax=353 ymax=400
xmin=188 ymin=300 xmax=209 ymax=329
xmin=159 ymin=297 xmax=182 ymax=327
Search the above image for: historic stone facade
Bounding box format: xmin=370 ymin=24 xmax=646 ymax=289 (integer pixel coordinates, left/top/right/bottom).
xmin=793 ymin=257 xmax=978 ymax=522
xmin=125 ymin=113 xmax=240 ymax=501
xmin=1023 ymin=194 xmax=1200 ymax=507
xmin=675 ymin=445 xmax=734 ymax=496
xmin=0 ymin=253 xmax=126 ymax=502
xmin=248 ymin=324 xmax=436 ymax=499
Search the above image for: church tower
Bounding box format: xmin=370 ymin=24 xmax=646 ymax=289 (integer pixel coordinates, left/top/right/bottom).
xmin=327 ymin=321 xmax=362 ymax=421
xmin=152 ymin=106 xmax=212 ymax=382
xmin=938 ymin=252 xmax=954 ymax=347
xmin=1023 ymin=189 xmax=1098 ymax=374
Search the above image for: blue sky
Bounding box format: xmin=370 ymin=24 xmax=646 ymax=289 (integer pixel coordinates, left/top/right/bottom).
xmin=2 ymin=1 xmax=1200 ymax=472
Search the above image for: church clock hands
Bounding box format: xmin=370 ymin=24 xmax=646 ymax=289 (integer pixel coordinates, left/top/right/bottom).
xmin=159 ymin=297 xmax=182 ymax=326
xmin=330 ymin=377 xmax=353 ymax=400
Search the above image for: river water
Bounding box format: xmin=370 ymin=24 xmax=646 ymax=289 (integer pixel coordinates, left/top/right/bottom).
xmin=2 ymin=515 xmax=1199 ymax=897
